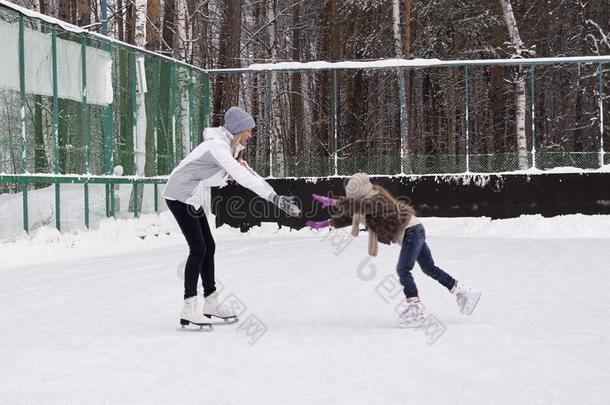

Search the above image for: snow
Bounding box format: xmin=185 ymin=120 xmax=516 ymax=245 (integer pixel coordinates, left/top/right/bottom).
xmin=541 ymin=166 xmax=592 ymax=173
xmin=248 ymin=58 xmax=443 ymax=71
xmin=598 ymin=163 xmax=610 ymax=172
xmin=243 ymin=55 xmax=610 ymax=72
xmin=0 ymin=183 xmax=163 ymax=241
xmin=2 ymin=213 xmax=610 ymax=404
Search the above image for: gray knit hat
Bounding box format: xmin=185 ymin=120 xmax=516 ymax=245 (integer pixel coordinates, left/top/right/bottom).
xmin=223 ymin=106 xmax=256 ymax=135
xmin=346 ymin=172 xmax=374 ymax=199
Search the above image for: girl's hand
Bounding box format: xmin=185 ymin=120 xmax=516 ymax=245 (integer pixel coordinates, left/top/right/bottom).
xmin=305 ymin=220 xmax=330 ymax=229
xmin=312 ymin=194 xmax=337 ymax=208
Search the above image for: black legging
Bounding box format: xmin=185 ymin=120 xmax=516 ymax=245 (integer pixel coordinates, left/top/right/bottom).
xmin=166 ymin=199 xmax=216 ymax=299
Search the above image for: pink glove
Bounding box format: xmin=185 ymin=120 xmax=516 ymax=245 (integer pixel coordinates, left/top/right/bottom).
xmin=312 ymin=194 xmax=337 ymax=208
xmin=306 ymin=220 xmax=330 ymax=229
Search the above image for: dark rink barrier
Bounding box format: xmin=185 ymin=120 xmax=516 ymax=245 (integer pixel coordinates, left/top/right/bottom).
xmin=211 ymin=173 xmax=610 ymax=231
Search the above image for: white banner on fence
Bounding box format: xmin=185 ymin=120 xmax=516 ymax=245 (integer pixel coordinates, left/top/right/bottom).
xmin=0 ymin=19 xmax=112 ymax=106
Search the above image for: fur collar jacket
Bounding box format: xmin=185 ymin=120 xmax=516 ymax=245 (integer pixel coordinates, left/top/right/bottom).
xmin=329 ymin=190 xmax=415 ymax=256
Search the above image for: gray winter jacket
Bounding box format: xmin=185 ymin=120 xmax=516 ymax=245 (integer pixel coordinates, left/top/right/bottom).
xmin=163 ymin=126 xmax=275 ymax=209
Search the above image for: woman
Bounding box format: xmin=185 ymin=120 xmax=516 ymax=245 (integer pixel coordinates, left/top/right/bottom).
xmin=307 ymin=173 xmax=481 ymax=328
xmin=164 ymin=106 xmax=300 ymax=329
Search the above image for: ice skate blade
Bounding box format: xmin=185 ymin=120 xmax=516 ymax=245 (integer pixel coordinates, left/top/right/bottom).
xmin=398 ymin=318 xmax=426 ymax=329
xmin=178 ymin=319 xmax=213 ymax=331
xmin=204 ymin=314 xmax=239 ymax=324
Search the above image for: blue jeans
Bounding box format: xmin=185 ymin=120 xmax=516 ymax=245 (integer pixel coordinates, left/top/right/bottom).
xmin=396 ymin=224 xmax=456 ymax=299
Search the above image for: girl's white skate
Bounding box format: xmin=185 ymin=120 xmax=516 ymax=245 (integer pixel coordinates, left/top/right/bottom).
xmin=452 ymin=282 xmax=481 ymax=316
xmin=398 ymin=298 xmax=426 ymax=328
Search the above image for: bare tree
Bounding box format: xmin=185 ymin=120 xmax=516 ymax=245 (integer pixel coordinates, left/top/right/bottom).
xmin=266 ymin=0 xmax=285 ymax=176
xmin=212 ymin=0 xmax=242 ymax=125
xmin=146 ymin=0 xmax=161 ymax=51
xmin=129 ymin=0 xmax=147 ymax=212
xmin=290 ymin=1 xmax=304 ymax=155
xmin=499 ymin=0 xmax=531 ymax=169
xmin=162 ymin=0 xmax=176 ymax=55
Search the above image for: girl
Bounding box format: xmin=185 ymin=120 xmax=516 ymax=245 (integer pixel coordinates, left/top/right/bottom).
xmin=164 ymin=106 xmax=300 ymax=329
xmin=307 ymin=172 xmax=481 ymax=327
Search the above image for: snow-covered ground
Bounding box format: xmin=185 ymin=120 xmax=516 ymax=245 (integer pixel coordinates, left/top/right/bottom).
xmin=2 ymin=214 xmax=610 ymax=404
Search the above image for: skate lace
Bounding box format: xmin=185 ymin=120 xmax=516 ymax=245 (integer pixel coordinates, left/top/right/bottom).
xmin=401 ymin=302 xmax=425 ymax=320
xmin=456 ymin=293 xmax=467 ymax=309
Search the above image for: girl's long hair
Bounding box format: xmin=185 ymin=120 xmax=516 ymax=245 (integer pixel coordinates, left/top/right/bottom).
xmin=372 ymin=184 xmax=416 ymax=218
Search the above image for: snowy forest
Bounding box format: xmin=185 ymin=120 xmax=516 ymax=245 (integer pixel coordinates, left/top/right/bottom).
xmin=1 ymin=0 xmax=610 ymax=177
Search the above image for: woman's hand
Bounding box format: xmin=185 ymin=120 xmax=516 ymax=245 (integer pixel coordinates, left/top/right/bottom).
xmin=272 ymin=195 xmax=301 ymax=217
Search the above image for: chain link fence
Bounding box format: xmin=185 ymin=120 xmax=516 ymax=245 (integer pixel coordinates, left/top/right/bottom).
xmin=1 ymin=2 xmax=609 ymax=240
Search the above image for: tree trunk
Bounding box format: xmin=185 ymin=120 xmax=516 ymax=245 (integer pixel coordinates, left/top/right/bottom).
xmin=489 ymin=0 xmax=506 ymax=158
xmin=250 ymin=2 xmax=267 ymax=174
xmin=126 ymin=0 xmax=136 ymax=44
xmin=77 ymin=0 xmax=90 ymax=26
xmin=70 ymin=0 xmax=77 ymax=22
xmin=212 ymin=0 xmax=242 ymax=125
xmin=38 ymin=0 xmax=47 ymax=15
xmin=129 ymin=0 xmax=148 ymax=213
xmin=290 ymin=2 xmax=303 ymax=155
xmin=185 ymin=0 xmax=196 ymax=64
xmin=515 ymin=79 xmax=528 ymax=168
xmin=117 ymin=0 xmax=124 ymax=41
xmin=392 ymin=0 xmax=408 ymax=173
xmin=499 ymin=0 xmax=529 ymax=169
xmin=194 ymin=0 xmax=210 ymax=68
xmin=403 ymin=0 xmax=414 ymax=173
xmin=266 ymin=0 xmax=284 ymax=177
xmin=146 ymin=0 xmax=161 ymax=51
xmin=447 ymin=71 xmax=457 ymax=170
xmin=162 ymin=0 xmax=176 ymax=55
xmin=392 ymin=0 xmax=403 ymax=59
xmin=176 ymin=0 xmax=191 ymax=158
xmin=134 ymin=0 xmax=148 ymax=175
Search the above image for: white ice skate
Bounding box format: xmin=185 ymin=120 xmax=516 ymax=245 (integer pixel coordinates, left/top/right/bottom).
xmin=180 ymin=296 xmax=213 ymax=331
xmin=452 ymin=282 xmax=481 ymax=316
xmin=398 ymin=298 xmax=426 ymax=328
xmin=203 ymin=291 xmax=238 ymax=324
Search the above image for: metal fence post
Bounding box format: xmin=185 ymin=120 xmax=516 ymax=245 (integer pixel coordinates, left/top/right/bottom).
xmin=188 ymin=69 xmax=194 ymax=152
xmin=18 ymin=15 xmax=29 ymax=233
xmin=267 ymin=72 xmax=273 ymax=177
xmin=170 ymin=62 xmax=177 ymax=167
xmin=131 ymin=52 xmax=137 ymax=174
xmin=81 ymin=37 xmax=90 ymax=228
xmin=130 ymin=53 xmax=139 ymax=218
xmin=599 ymin=63 xmax=605 ymax=168
xmin=332 ymin=70 xmax=338 ymax=176
xmin=531 ymin=64 xmax=536 ymax=169
xmin=100 ymin=0 xmax=108 ymax=35
xmin=103 ymin=40 xmax=114 ymax=218
xmin=464 ymin=66 xmax=470 ymax=173
xmin=51 ymin=26 xmax=61 ymax=231
xmin=133 ymin=183 xmax=139 ymax=218
xmin=398 ymin=68 xmax=407 ymax=175
xmin=153 ymin=59 xmax=160 ymax=213
xmin=203 ymin=71 xmax=210 ymax=128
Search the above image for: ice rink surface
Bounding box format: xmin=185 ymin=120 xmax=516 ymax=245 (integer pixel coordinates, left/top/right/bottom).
xmin=2 ymin=215 xmax=610 ymax=404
